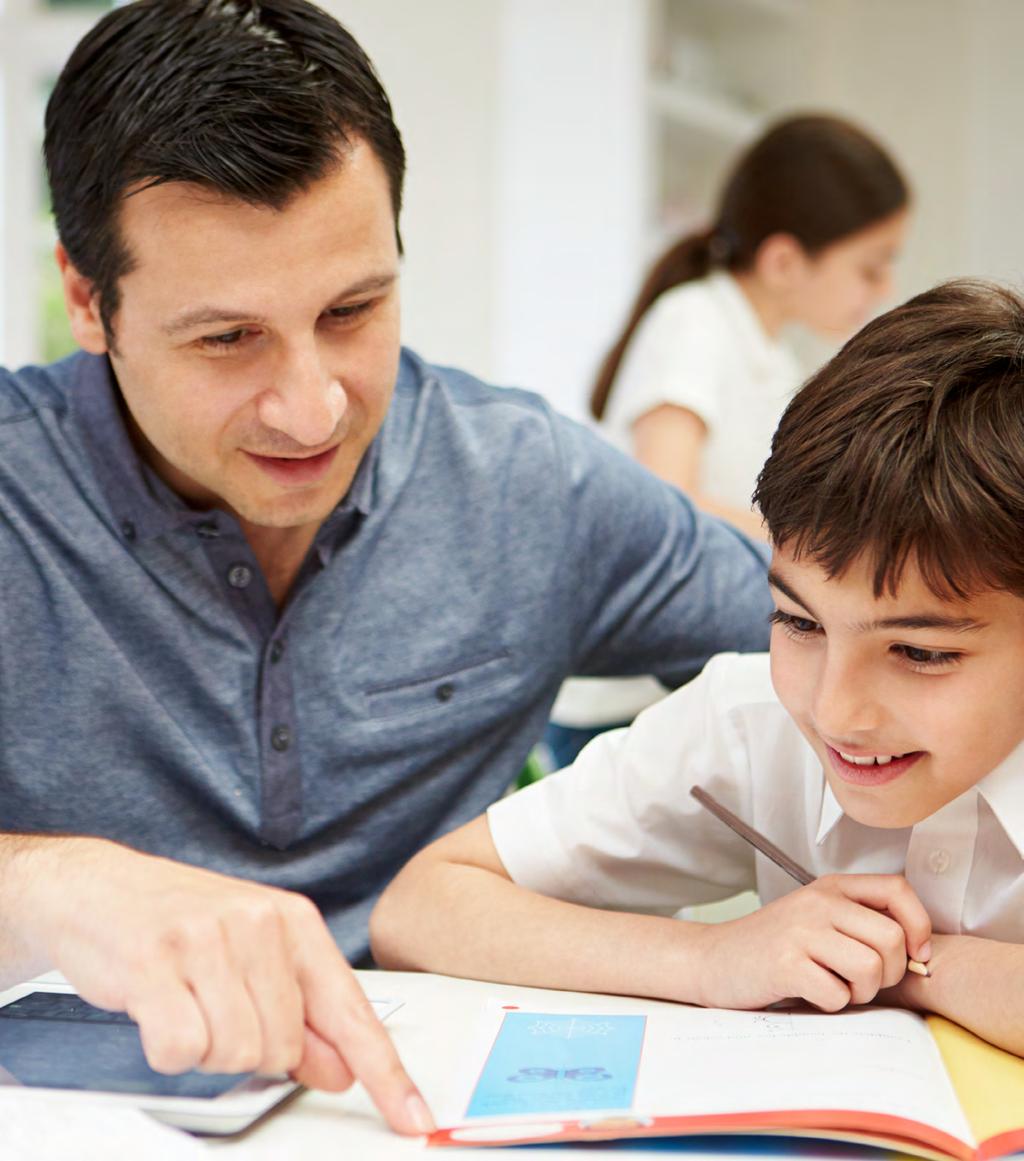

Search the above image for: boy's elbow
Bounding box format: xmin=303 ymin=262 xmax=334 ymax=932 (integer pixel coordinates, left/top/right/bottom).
xmin=369 ymin=867 xmax=421 ymax=970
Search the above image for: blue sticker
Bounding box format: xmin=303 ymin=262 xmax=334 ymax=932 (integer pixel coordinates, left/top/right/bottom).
xmin=466 ymin=1012 xmax=646 ymax=1119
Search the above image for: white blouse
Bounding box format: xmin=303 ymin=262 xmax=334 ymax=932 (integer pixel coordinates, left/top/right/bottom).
xmin=496 ymin=653 xmax=1024 ymax=941
xmin=551 ymin=272 xmax=799 ymax=729
xmin=602 ymin=270 xmax=801 ymax=510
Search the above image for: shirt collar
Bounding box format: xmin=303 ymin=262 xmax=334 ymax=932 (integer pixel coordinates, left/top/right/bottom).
xmin=72 ymin=353 xmax=195 ymax=544
xmin=707 ymin=270 xmax=796 ymax=379
xmin=813 ymin=741 xmax=1024 ymax=858
xmin=72 ymin=351 xmax=381 ymax=548
xmin=973 ymin=740 xmax=1024 ymax=860
xmin=815 ymin=778 xmax=846 ymax=845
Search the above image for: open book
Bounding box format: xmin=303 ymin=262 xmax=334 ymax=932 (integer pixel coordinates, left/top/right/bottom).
xmin=429 ymin=1002 xmax=1024 ymax=1160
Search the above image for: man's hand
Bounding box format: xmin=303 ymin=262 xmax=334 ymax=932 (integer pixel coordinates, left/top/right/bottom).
xmin=5 ymin=836 xmax=433 ymax=1135
xmin=691 ymin=874 xmax=932 ymax=1012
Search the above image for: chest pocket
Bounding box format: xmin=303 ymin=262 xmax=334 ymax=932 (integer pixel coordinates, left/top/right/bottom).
xmin=363 ymin=649 xmax=515 ymax=722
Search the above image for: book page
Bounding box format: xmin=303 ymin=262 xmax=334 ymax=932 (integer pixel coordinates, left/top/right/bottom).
xmin=438 ymin=1002 xmax=974 ymax=1153
xmin=636 ymin=1006 xmax=970 ymax=1139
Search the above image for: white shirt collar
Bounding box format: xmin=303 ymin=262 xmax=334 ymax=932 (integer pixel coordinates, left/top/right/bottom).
xmin=813 ymin=740 xmax=1024 ymax=858
xmin=974 ymin=740 xmax=1024 ymax=860
xmin=815 ymin=778 xmax=845 ymax=845
xmin=707 ymin=270 xmax=795 ymax=379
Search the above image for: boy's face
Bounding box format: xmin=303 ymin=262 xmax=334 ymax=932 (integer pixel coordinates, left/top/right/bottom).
xmin=768 ymin=542 xmax=1024 ymax=829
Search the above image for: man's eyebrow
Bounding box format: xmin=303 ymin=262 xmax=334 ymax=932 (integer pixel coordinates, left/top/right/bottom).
xmin=160 ymin=272 xmax=398 ymax=336
xmin=768 ymin=570 xmax=987 ymax=634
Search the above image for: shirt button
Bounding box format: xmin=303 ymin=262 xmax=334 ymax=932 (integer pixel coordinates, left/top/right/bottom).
xmin=227 ymin=563 xmax=252 ymax=589
xmin=436 ymin=682 xmax=455 ymax=703
xmin=269 ymin=639 xmax=286 ymax=664
xmin=121 ymin=519 xmax=137 ymax=542
xmin=271 ymin=725 xmax=292 ymax=752
xmin=928 ymin=849 xmax=951 ymax=874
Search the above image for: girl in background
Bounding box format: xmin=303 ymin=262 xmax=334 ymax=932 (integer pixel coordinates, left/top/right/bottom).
xmin=547 ymin=114 xmax=910 ymax=768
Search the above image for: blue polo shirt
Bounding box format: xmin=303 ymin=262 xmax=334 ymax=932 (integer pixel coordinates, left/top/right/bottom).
xmin=0 ymin=349 xmax=771 ymax=961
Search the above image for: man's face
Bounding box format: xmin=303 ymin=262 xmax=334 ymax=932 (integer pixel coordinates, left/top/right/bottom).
xmin=96 ymin=140 xmax=401 ymax=532
xmin=768 ymin=542 xmax=1024 ymax=829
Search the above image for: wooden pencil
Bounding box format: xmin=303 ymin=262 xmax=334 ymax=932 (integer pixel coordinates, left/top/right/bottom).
xmin=689 ymin=784 xmax=931 ymax=979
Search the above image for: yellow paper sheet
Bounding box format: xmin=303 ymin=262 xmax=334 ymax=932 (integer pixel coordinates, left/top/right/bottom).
xmin=928 ymin=1016 xmax=1024 ymax=1146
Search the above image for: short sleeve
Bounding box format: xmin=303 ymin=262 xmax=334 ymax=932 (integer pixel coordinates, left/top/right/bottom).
xmin=546 ymin=411 xmax=771 ymax=687
xmin=488 ymin=653 xmax=761 ymax=914
xmin=607 ymin=284 xmax=727 ymax=435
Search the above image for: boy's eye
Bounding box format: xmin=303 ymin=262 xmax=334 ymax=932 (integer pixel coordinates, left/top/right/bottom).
xmin=894 ymin=644 xmax=962 ymax=669
xmin=768 ymin=609 xmax=821 ymax=637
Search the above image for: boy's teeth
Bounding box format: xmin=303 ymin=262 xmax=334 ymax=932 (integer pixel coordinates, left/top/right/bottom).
xmin=838 ymin=750 xmax=899 ymax=766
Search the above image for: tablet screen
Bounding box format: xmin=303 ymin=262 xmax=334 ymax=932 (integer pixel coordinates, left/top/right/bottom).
xmin=0 ymin=991 xmax=248 ymax=1098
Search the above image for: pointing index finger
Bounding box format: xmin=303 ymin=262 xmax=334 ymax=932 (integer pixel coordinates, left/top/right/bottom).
xmin=293 ymin=917 xmax=434 ymax=1135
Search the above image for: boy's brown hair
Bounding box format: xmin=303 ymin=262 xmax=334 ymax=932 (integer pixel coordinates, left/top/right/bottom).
xmin=754 ymin=279 xmax=1024 ymax=600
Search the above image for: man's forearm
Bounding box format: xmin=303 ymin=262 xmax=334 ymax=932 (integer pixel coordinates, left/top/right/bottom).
xmin=0 ymin=832 xmax=72 ymax=985
xmin=898 ymin=933 xmax=1024 ymax=1054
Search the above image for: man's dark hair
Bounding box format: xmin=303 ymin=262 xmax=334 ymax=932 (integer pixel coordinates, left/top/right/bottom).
xmin=755 ymin=279 xmax=1024 ymax=600
xmin=44 ymin=0 xmax=405 ymax=342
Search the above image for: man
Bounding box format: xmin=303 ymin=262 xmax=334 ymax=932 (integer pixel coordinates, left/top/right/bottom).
xmin=0 ymin=0 xmax=770 ymax=1135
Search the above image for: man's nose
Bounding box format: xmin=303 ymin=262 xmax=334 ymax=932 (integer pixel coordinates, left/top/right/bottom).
xmin=257 ymin=345 xmax=348 ymax=447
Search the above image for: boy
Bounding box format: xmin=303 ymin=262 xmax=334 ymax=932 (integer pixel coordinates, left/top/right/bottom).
xmin=371 ymin=280 xmax=1024 ymax=1056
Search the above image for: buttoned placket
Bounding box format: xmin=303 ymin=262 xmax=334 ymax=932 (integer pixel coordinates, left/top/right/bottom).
xmin=902 ymin=790 xmax=979 ymax=934
xmin=192 ymin=508 xmax=363 ymax=849
xmin=192 ymin=518 xmax=304 ymax=848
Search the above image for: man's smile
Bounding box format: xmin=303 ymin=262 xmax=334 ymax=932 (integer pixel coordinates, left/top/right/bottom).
xmin=243 ymin=445 xmax=339 ymax=487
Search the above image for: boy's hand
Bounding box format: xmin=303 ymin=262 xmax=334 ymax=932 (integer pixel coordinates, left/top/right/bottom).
xmin=692 ymin=874 xmax=932 ymax=1012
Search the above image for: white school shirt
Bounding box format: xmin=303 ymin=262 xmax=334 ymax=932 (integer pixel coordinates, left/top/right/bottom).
xmin=603 ymin=270 xmax=800 ymax=510
xmin=550 ymin=272 xmax=800 ymax=729
xmin=494 ymin=652 xmax=1024 ymax=940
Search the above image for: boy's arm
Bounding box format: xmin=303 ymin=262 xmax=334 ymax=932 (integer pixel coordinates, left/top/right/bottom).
xmin=370 ymin=817 xmax=713 ymax=1002
xmin=892 ymin=933 xmax=1024 ymax=1054
xmin=370 ymin=815 xmax=931 ymax=1012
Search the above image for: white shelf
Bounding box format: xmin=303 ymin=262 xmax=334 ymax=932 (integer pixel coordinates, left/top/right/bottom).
xmin=648 ymin=78 xmax=762 ymax=144
xmin=724 ymin=0 xmax=807 ymax=21
xmin=674 ymin=0 xmax=808 ymax=27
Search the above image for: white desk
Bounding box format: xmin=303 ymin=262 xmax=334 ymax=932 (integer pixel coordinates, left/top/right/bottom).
xmin=207 ymin=971 xmax=872 ymax=1160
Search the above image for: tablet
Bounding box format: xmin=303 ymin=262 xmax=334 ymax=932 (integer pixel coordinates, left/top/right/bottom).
xmin=0 ymin=979 xmax=400 ymax=1135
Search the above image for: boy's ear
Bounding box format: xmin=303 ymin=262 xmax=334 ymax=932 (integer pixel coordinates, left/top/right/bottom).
xmin=55 ymin=242 xmax=109 ymax=355
xmin=753 ymin=232 xmax=811 ymax=293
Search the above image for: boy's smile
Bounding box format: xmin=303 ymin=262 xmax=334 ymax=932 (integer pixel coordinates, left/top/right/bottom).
xmin=767 ymin=543 xmax=1024 ymax=829
xmin=825 ymin=746 xmax=923 ymax=788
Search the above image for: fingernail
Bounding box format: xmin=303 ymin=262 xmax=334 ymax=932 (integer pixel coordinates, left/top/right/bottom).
xmin=918 ymin=941 xmax=932 ymax=961
xmin=406 ymin=1092 xmax=435 ymax=1135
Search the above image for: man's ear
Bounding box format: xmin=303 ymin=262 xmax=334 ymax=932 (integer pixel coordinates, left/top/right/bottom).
xmin=752 ymin=232 xmax=812 ymax=294
xmin=55 ymin=243 xmax=109 ymax=354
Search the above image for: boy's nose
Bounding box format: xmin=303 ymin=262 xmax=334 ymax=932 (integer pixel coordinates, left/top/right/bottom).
xmin=811 ymin=660 xmax=884 ymax=740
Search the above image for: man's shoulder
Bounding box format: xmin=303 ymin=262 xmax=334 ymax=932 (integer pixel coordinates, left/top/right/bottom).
xmin=394 ymin=347 xmax=560 ymax=426
xmin=0 ymin=353 xmax=80 ymax=426
xmin=389 ymin=348 xmax=636 ymax=477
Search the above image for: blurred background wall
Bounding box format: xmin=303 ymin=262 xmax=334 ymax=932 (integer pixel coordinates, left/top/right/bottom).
xmin=2 ymin=0 xmax=1022 ymax=420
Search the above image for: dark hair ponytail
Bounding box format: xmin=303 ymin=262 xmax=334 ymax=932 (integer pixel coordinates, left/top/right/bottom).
xmin=590 ymin=113 xmax=910 ymax=420
xmin=591 ymin=229 xmax=715 ymax=423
